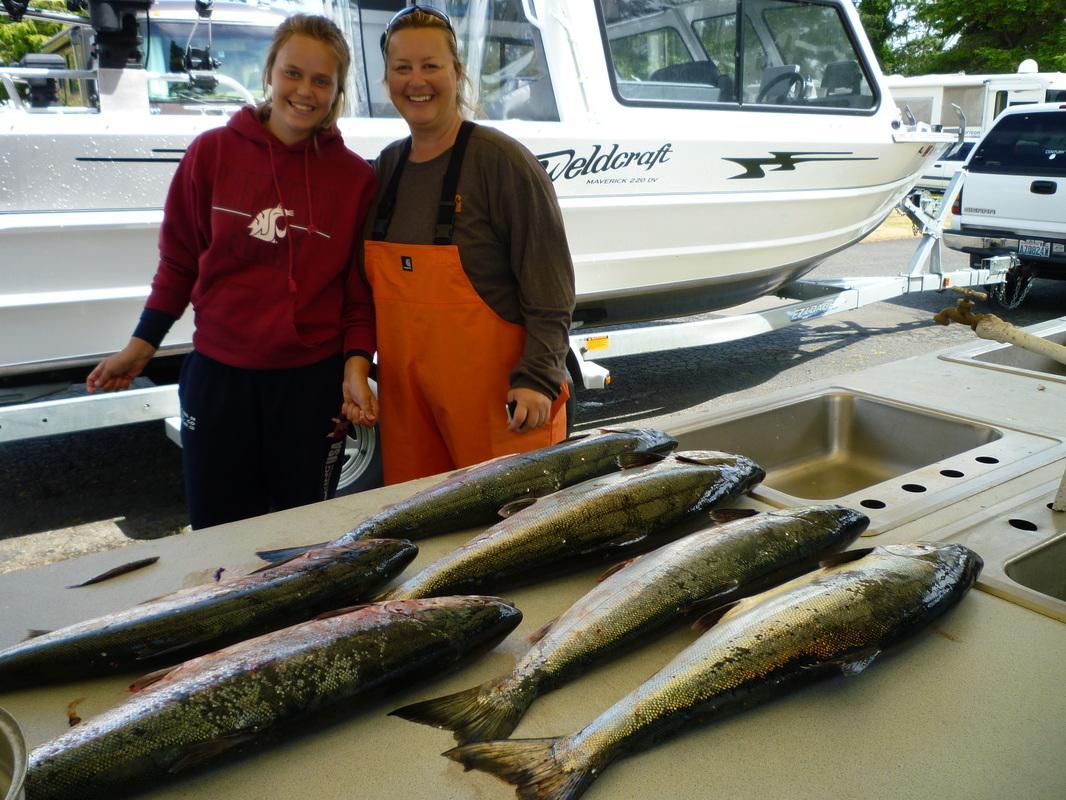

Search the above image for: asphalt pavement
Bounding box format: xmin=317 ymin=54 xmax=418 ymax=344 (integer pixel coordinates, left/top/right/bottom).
xmin=2 ymin=228 xmax=1063 ymax=573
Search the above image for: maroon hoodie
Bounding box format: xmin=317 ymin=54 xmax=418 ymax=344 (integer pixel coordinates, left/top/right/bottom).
xmin=145 ymin=107 xmax=377 ymax=369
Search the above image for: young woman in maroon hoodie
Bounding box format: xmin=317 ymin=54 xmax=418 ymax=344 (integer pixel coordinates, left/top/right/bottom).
xmin=87 ymin=14 xmax=379 ymax=529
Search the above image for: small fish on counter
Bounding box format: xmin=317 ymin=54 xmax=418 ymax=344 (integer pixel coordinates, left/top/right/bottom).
xmin=256 ymin=427 xmax=678 ymax=563
xmin=446 ymin=542 xmax=983 ymax=800
xmin=383 ymin=450 xmax=765 ymax=601
xmin=0 ymin=539 xmax=417 ymax=687
xmin=25 ymin=596 xmax=522 ymax=800
xmin=392 ymin=505 xmax=868 ymax=743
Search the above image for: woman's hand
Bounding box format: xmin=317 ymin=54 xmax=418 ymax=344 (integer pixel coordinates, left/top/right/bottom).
xmin=507 ymin=387 xmax=551 ymax=433
xmin=86 ymin=338 xmax=156 ymax=393
xmin=341 ymin=355 xmax=379 ymax=426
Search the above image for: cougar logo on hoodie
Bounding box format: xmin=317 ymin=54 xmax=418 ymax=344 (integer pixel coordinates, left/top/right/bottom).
xmin=248 ymin=205 xmax=294 ymax=243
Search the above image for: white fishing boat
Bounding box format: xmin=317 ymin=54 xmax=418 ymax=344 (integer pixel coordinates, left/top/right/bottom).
xmin=0 ymin=0 xmax=952 ymax=379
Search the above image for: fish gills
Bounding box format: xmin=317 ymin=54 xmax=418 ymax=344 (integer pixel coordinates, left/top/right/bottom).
xmin=25 ymin=596 xmax=522 ymax=800
xmin=0 ymin=539 xmax=417 ymax=686
xmin=384 ymin=450 xmax=765 ymax=600
xmin=445 ymin=542 xmax=982 ymax=800
xmin=391 ymin=505 xmax=867 ymax=743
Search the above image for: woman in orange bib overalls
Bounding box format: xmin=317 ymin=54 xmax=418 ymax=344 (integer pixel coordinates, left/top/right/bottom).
xmin=355 ymin=5 xmax=575 ymax=485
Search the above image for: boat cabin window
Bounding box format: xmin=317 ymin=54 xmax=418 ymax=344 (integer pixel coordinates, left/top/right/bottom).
xmin=345 ymin=0 xmax=558 ymax=121
xmin=142 ymin=20 xmax=275 ymax=109
xmin=598 ymin=0 xmax=876 ymax=113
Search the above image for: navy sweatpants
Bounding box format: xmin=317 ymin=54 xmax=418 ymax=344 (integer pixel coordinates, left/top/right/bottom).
xmin=178 ymin=351 xmax=348 ymax=530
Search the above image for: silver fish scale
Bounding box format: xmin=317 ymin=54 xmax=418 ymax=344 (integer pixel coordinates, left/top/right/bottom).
xmin=515 ymin=507 xmax=865 ymax=693
xmin=565 ymin=544 xmax=979 ymax=768
xmin=26 ymin=598 xmax=520 ymax=799
xmin=0 ymin=540 xmax=417 ymax=685
xmin=386 ymin=453 xmax=759 ymax=600
xmin=340 ymin=429 xmax=678 ymax=543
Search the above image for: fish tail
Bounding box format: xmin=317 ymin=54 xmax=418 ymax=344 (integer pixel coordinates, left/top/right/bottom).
xmin=254 ymin=542 xmax=324 ymax=563
xmin=391 ymin=675 xmax=534 ymax=744
xmin=444 ymin=737 xmax=596 ymax=800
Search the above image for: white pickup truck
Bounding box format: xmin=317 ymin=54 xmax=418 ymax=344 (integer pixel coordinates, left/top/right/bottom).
xmin=945 ymin=102 xmax=1066 ymax=307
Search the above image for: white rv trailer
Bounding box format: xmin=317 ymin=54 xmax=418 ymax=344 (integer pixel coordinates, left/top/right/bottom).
xmin=886 ymin=61 xmax=1066 ymax=193
xmin=4 ymin=0 xmax=1006 ymax=492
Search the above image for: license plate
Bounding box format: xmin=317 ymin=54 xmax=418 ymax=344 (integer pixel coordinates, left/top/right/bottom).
xmin=1018 ymin=239 xmax=1051 ymax=258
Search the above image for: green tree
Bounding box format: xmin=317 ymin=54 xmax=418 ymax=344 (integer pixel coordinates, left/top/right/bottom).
xmin=857 ymin=0 xmax=907 ymax=74
xmin=0 ymin=1 xmax=66 ymax=66
xmin=897 ymin=0 xmax=1066 ymax=75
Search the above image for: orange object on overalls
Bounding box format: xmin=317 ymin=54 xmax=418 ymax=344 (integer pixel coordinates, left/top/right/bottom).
xmin=365 ymin=122 xmax=568 ymax=485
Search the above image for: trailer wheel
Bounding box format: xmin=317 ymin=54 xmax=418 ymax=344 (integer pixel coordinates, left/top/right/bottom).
xmin=336 ymin=375 xmax=383 ymax=496
xmin=989 ymin=262 xmax=1034 ymax=310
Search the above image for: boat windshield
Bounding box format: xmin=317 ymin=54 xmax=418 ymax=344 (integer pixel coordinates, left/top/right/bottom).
xmin=142 ymin=20 xmax=275 ymax=106
xmin=600 ymin=0 xmax=876 ymax=111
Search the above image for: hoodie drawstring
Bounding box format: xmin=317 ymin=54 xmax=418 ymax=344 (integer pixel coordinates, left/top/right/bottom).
xmin=268 ymin=139 xmax=320 ymax=295
xmin=266 ymin=140 xmax=298 ymax=294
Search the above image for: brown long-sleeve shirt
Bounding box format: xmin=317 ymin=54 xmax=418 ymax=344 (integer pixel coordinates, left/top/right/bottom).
xmin=366 ymin=125 xmax=575 ymax=398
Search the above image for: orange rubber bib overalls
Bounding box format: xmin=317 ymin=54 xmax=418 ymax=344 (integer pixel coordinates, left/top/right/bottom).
xmin=365 ymin=122 xmax=568 ymax=485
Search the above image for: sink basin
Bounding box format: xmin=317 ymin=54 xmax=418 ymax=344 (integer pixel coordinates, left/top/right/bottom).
xmin=671 ymin=389 xmax=1061 ymax=531
xmin=941 ymin=319 xmax=1066 ymax=384
xmin=1005 ymin=534 xmax=1066 ymax=603
xmin=941 ymin=475 xmax=1066 ymax=622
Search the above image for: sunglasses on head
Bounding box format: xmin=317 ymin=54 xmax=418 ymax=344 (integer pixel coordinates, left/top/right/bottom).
xmin=380 ymin=4 xmax=454 ymax=54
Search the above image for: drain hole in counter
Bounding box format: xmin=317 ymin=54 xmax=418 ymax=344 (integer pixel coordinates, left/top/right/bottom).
xmin=901 ymin=484 xmax=927 ymax=493
xmin=1008 ymin=519 xmax=1038 ymax=532
xmin=940 ymin=469 xmax=965 ymax=478
xmin=860 ymin=499 xmax=886 ymax=509
xmin=975 ymin=456 xmax=1000 ymax=464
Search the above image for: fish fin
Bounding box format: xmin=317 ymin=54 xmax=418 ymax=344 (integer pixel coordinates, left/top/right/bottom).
xmin=391 ymin=675 xmax=531 ymax=744
xmin=527 ymin=616 xmax=559 ymax=644
xmin=804 ymin=647 xmax=882 ymax=677
xmin=616 ymin=452 xmax=664 ymax=469
xmin=498 ymin=497 xmax=539 ymax=519
xmin=819 ymin=547 xmax=875 ymax=569
xmin=129 ymin=664 xmax=181 ymax=692
xmin=66 ymin=556 xmax=160 ymax=588
xmin=23 ymin=629 xmax=51 ymax=641
xmin=253 ymin=542 xmax=325 ymax=563
xmin=679 ymin=582 xmax=741 ymax=616
xmin=564 ymin=431 xmax=591 ymax=442
xmin=675 ymin=451 xmax=737 ymax=466
xmin=444 ymin=737 xmax=596 ymax=800
xmin=312 ymin=603 xmax=372 ymax=621
xmin=691 ymin=599 xmax=744 ymax=633
xmin=168 ymin=733 xmax=259 ymax=773
xmin=596 ymin=556 xmax=641 ymax=582
xmin=708 ymin=508 xmax=759 ymax=524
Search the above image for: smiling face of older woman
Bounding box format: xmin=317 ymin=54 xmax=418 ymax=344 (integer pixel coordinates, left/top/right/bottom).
xmin=385 ymin=26 xmax=462 ymax=143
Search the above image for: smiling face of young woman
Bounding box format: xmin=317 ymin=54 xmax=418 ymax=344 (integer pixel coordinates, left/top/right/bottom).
xmin=266 ymin=33 xmax=340 ymax=145
xmin=385 ymin=26 xmax=462 ymax=142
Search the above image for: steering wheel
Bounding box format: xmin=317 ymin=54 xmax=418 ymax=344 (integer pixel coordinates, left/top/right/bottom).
xmin=756 ymin=71 xmax=806 ymax=104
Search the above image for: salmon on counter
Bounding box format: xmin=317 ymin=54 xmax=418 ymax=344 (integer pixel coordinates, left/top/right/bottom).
xmin=0 ymin=539 xmax=417 ymax=687
xmin=392 ymin=505 xmax=869 ymax=743
xmin=25 ymin=596 xmax=522 ymax=800
xmin=256 ymin=428 xmax=678 ymax=563
xmin=383 ymin=450 xmax=765 ymax=601
xmin=446 ymin=542 xmax=983 ymax=800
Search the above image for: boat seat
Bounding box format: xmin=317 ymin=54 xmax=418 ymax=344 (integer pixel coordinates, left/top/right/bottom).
xmin=649 ymin=60 xmax=720 ymax=86
xmin=822 ymin=60 xmax=862 ymax=96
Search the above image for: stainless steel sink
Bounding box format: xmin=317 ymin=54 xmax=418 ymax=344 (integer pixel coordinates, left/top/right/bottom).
xmin=1005 ymin=534 xmax=1066 ymax=603
xmin=671 ymin=389 xmax=1062 ymax=531
xmin=940 ymin=319 xmax=1066 ymax=384
xmin=941 ymin=475 xmax=1066 ymax=622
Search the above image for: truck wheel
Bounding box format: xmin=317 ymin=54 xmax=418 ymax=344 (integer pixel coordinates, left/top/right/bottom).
xmin=989 ymin=263 xmax=1035 ymax=310
xmin=336 ymin=423 xmax=383 ymax=495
